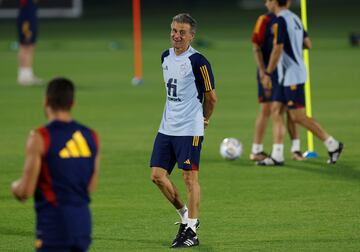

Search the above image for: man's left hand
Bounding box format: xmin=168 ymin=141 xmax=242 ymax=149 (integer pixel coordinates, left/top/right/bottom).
xmin=204 ymin=118 xmax=209 ymax=129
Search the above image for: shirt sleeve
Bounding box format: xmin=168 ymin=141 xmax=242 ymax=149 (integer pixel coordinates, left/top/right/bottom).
xmin=36 ymin=127 xmax=51 ymax=155
xmin=161 ymin=49 xmax=170 ymax=64
xmin=91 ymin=130 xmax=100 ymax=153
xmin=252 ymin=15 xmax=270 ymax=45
xmin=273 ymin=16 xmax=286 ymax=45
xmin=190 ymin=53 xmax=215 ymax=92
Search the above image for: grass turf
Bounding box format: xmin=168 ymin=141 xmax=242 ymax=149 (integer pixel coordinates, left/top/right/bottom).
xmin=0 ymin=7 xmax=360 ymax=251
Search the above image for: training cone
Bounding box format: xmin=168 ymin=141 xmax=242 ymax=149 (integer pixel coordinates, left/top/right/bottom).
xmin=303 ymin=151 xmax=319 ymax=158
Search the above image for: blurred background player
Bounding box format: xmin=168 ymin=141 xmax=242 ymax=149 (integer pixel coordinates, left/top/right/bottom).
xmin=250 ymin=0 xmax=306 ymax=162
xmin=11 ymin=77 xmax=100 ymax=251
xmin=258 ymin=0 xmax=343 ymax=166
xmin=17 ymin=0 xmax=43 ymax=85
xmin=150 ymin=13 xmax=217 ymax=248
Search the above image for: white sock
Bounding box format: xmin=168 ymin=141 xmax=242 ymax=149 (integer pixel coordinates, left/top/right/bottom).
xmin=324 ymin=136 xmax=339 ymax=152
xmin=187 ymin=218 xmax=198 ymax=233
xmin=18 ymin=67 xmax=33 ymax=80
xmin=291 ymin=139 xmax=300 ymax=153
xmin=252 ymin=143 xmax=263 ymax=154
xmin=271 ymin=144 xmax=284 ymax=162
xmin=176 ymin=205 xmax=188 ymax=224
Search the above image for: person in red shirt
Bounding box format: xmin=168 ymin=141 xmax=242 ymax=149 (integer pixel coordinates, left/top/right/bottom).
xmin=250 ymin=0 xmax=307 ymax=162
xmin=17 ymin=0 xmax=43 ymax=85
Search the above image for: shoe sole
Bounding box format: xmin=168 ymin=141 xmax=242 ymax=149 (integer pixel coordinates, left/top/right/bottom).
xmin=256 ymin=161 xmax=284 ymax=166
xmin=171 ymin=243 xmax=199 ymax=249
xmin=171 ymin=240 xmax=199 ymax=248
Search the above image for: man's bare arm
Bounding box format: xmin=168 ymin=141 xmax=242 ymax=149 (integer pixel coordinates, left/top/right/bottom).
xmin=303 ymin=37 xmax=312 ymax=49
xmin=203 ymin=90 xmax=217 ymax=129
xmin=88 ymin=154 xmax=100 ymax=193
xmin=266 ymin=43 xmax=284 ymax=75
xmin=11 ymin=130 xmax=43 ymax=202
xmin=253 ymin=43 xmax=266 ymax=77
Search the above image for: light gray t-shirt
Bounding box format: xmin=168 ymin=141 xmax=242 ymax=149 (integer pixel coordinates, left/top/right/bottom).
xmin=159 ymin=46 xmax=215 ymax=136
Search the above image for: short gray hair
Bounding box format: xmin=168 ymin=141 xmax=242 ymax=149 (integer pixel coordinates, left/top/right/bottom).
xmin=172 ymin=13 xmax=197 ymax=33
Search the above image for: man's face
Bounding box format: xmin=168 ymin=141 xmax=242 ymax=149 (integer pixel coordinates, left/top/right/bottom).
xmin=170 ymin=21 xmax=194 ymax=51
xmin=265 ymin=0 xmax=276 ymax=12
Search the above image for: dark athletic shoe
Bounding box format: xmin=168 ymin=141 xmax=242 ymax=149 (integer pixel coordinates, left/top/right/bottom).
xmin=327 ymin=142 xmax=344 ymax=164
xmin=171 ymin=220 xmax=200 ymax=248
xmin=171 ymin=227 xmax=199 ymax=248
xmin=171 ymin=223 xmax=187 ymax=247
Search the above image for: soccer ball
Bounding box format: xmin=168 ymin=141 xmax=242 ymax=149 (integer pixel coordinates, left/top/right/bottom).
xmin=220 ymin=138 xmax=242 ymax=160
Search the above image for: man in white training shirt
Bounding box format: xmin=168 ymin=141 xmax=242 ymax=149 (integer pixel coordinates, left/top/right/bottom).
xmin=258 ymin=0 xmax=343 ymax=166
xmin=150 ymin=13 xmax=217 ymax=248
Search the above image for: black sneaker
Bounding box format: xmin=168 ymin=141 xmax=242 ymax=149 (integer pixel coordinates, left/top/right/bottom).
xmin=171 ymin=220 xmax=200 ymax=247
xmin=256 ymin=157 xmax=284 ymax=166
xmin=171 ymin=223 xmax=187 ymax=247
xmin=328 ymin=142 xmax=344 ymax=164
xmin=171 ymin=227 xmax=199 ymax=248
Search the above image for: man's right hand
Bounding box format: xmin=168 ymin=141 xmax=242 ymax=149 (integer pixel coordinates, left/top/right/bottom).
xmin=259 ymin=69 xmax=266 ymax=80
xmin=261 ymin=75 xmax=272 ymax=98
xmin=261 ymin=75 xmax=272 ymax=89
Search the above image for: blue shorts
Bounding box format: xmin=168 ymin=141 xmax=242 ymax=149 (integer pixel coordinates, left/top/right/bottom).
xmin=150 ymin=133 xmax=203 ymax=174
xmin=273 ymin=83 xmax=305 ymax=110
xmin=36 ymin=237 xmax=91 ymax=252
xmin=257 ymin=70 xmax=279 ymax=103
xmin=35 ymin=206 xmax=91 ymax=252
xmin=17 ymin=9 xmax=38 ymax=44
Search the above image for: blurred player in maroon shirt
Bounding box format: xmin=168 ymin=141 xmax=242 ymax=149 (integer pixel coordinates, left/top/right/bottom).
xmin=17 ymin=0 xmax=43 ymax=85
xmin=250 ymin=0 xmax=307 ymax=162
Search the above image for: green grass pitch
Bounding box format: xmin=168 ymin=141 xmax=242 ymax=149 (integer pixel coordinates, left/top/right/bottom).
xmin=0 ymin=7 xmax=360 ymax=251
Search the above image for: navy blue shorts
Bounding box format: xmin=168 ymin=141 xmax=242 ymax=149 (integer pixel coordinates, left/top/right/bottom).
xmin=36 ymin=237 xmax=91 ymax=252
xmin=35 ymin=206 xmax=91 ymax=252
xmin=150 ymin=133 xmax=203 ymax=174
xmin=257 ymin=70 xmax=279 ymax=103
xmin=17 ymin=9 xmax=37 ymax=44
xmin=273 ymin=83 xmax=305 ymax=110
